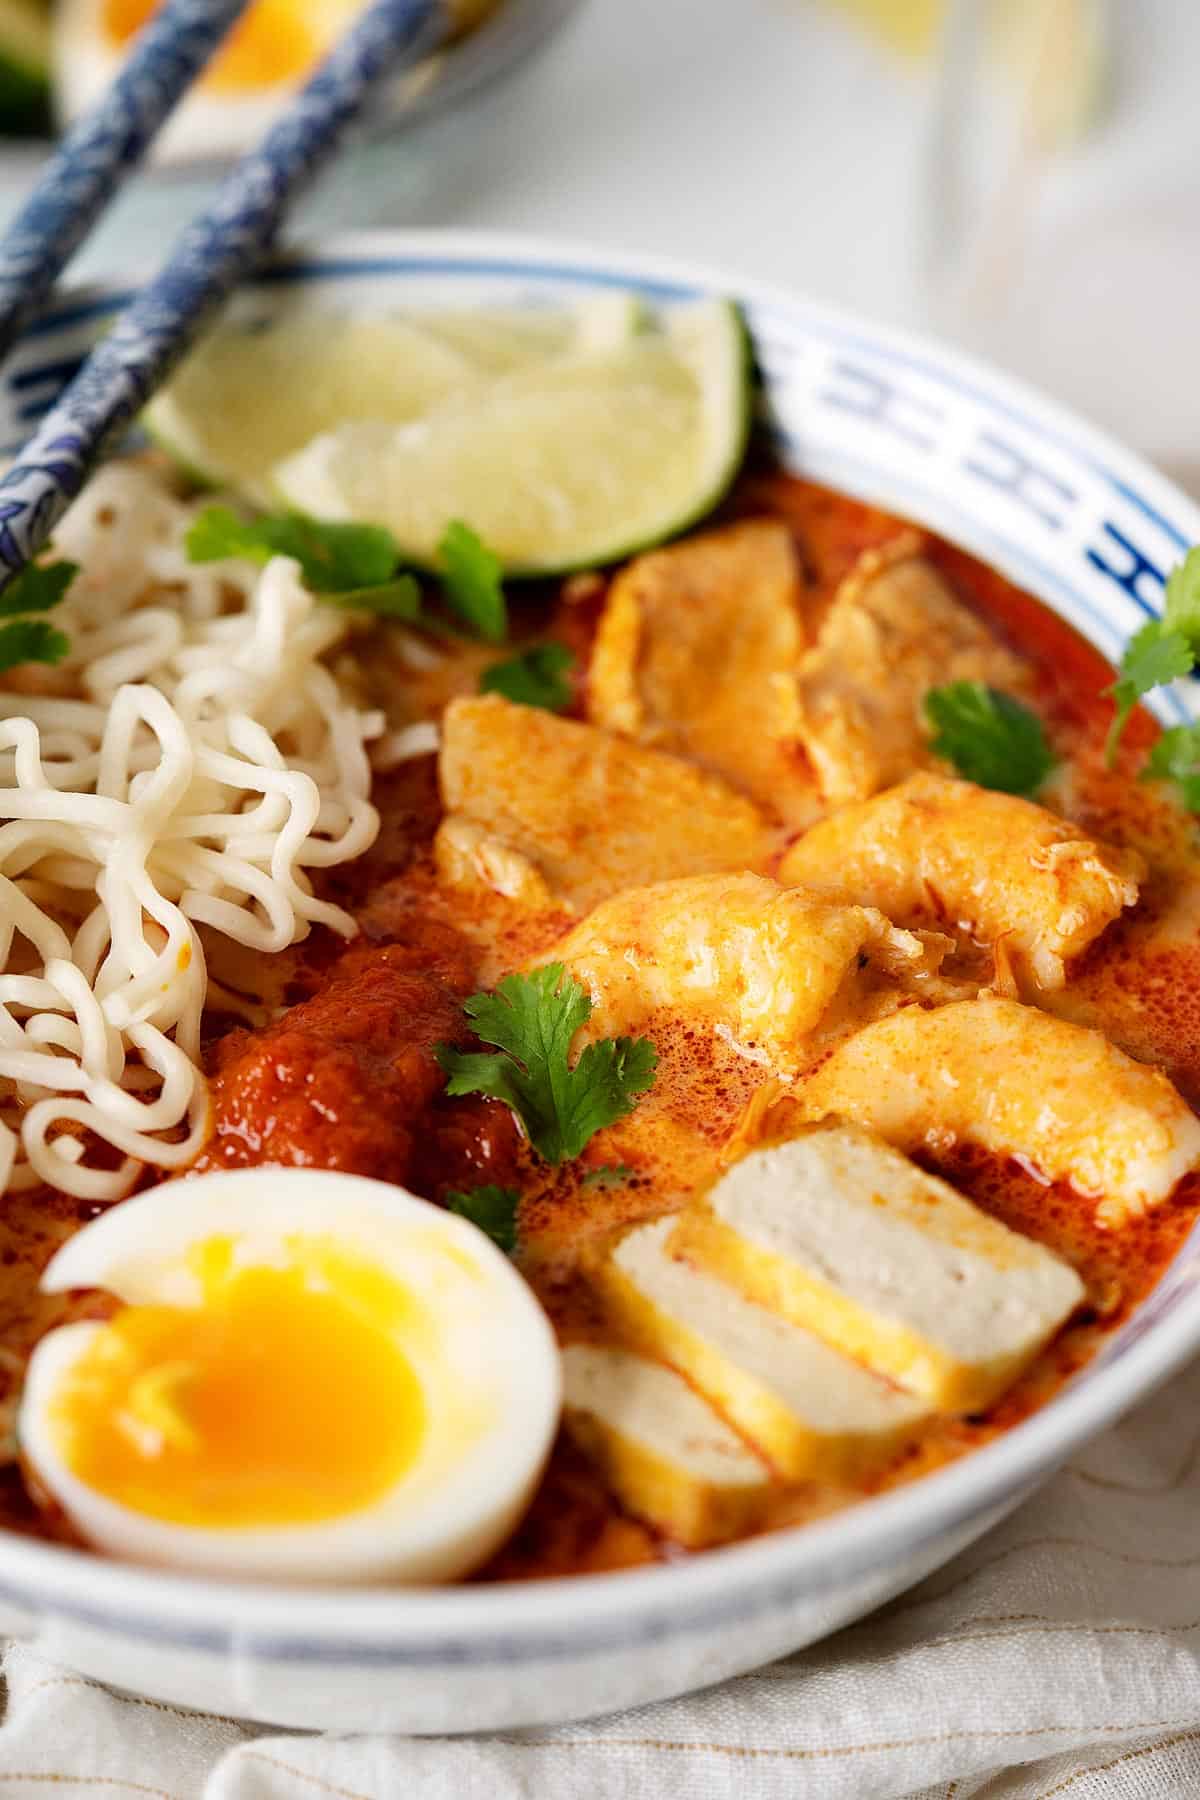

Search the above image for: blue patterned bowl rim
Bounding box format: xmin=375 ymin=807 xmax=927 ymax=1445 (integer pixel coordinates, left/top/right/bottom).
xmin=0 ymin=229 xmax=1197 ymax=1667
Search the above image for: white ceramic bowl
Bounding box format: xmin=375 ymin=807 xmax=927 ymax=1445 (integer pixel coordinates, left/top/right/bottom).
xmin=3 ymin=232 xmax=1199 ymax=1734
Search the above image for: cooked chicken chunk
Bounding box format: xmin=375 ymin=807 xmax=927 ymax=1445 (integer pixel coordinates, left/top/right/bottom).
xmin=436 ymin=694 xmax=771 ymax=914
xmin=587 ymin=519 xmax=815 ymax=822
xmin=785 ymin=998 xmax=1200 ymax=1226
xmin=793 ymin=534 xmax=1030 ymax=805
xmin=674 ymin=1126 xmax=1084 ymax=1411
xmin=546 ymin=871 xmax=948 ymax=1073
xmin=562 ymin=1343 xmax=774 ymax=1548
xmin=779 ymin=773 xmax=1144 ymax=991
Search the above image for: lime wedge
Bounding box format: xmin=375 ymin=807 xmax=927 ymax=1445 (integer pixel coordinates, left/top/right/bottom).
xmin=0 ymin=0 xmax=51 ymax=135
xmin=144 ymin=296 xmax=646 ymax=503
xmin=415 ymin=293 xmax=647 ymax=372
xmin=273 ymin=298 xmax=751 ymax=575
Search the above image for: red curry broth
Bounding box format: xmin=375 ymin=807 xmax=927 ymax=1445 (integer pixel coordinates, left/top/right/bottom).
xmin=3 ymin=468 xmax=1198 ymax=1577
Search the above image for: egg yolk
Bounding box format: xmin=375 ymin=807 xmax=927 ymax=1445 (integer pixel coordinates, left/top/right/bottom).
xmin=48 ymin=1245 xmax=427 ymax=1529
xmin=102 ymin=0 xmax=365 ymax=92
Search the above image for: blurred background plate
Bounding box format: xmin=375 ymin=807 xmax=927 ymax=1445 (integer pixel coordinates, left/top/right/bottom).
xmin=0 ymin=0 xmax=581 ymax=162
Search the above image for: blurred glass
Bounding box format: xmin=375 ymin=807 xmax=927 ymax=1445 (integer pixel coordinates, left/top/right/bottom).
xmin=921 ymin=0 xmax=1200 ymax=493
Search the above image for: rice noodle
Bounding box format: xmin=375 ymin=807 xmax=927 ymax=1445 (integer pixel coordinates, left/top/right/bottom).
xmin=0 ymin=462 xmax=384 ymax=1200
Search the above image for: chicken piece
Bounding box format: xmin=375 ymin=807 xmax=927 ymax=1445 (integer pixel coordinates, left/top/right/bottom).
xmin=436 ymin=694 xmax=771 ymax=915
xmin=561 ymin=1343 xmax=774 ymax=1548
xmin=673 ymin=1126 xmax=1084 ymax=1411
xmin=587 ymin=519 xmax=816 ymax=823
xmin=793 ymin=534 xmax=1031 ymax=805
xmin=779 ymin=773 xmax=1144 ymax=992
xmin=546 ymin=871 xmax=948 ymax=1073
xmin=783 ymin=997 xmax=1200 ymax=1227
xmin=595 ymin=1215 xmax=931 ymax=1477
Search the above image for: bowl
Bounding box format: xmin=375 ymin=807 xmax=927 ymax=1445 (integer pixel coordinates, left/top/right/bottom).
xmin=2 ymin=230 xmax=1199 ymax=1734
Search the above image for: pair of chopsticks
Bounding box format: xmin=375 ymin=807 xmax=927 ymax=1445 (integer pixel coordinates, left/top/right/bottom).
xmin=0 ymin=0 xmax=450 ymax=596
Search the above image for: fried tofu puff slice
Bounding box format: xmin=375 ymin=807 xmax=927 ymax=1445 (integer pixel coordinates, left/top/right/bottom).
xmin=436 ymin=694 xmax=771 ymax=915
xmin=780 ymin=773 xmax=1144 ymax=993
xmin=783 ymin=997 xmax=1200 ymax=1227
xmin=546 ymin=871 xmax=950 ymax=1074
xmin=793 ymin=534 xmax=1031 ymax=805
xmin=587 ymin=520 xmax=816 ymax=824
xmin=561 ymin=1343 xmax=774 ymax=1548
xmin=595 ymin=1216 xmax=931 ymax=1477
xmin=672 ymin=1126 xmax=1084 ymax=1412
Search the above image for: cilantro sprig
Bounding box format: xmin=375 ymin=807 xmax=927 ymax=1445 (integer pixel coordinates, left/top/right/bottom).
xmin=923 ymin=681 xmax=1055 ymax=796
xmin=439 ymin=520 xmax=507 ymax=643
xmin=1142 ymin=723 xmax=1200 ymax=811
xmin=480 ymin=643 xmax=574 ymax=712
xmin=1104 ymin=621 xmax=1194 ymax=766
xmin=185 ymin=505 xmax=420 ymax=617
xmin=0 ymin=557 xmax=78 ymax=675
xmin=446 ymin=1184 xmax=520 ymax=1255
xmin=1102 ymin=547 xmax=1200 ymax=769
xmin=436 ymin=965 xmax=657 ymax=1166
xmin=186 ymin=507 xmax=511 ymax=641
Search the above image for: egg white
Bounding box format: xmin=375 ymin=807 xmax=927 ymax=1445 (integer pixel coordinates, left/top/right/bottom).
xmin=19 ymin=1169 xmax=562 ymax=1584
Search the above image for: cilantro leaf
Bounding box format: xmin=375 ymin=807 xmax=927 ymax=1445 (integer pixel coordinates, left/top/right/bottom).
xmin=1141 ymin=722 xmax=1200 ymax=811
xmin=438 ymin=520 xmax=507 ymax=644
xmin=480 ymin=643 xmax=574 ymax=712
xmin=446 ymin=1184 xmax=520 ymax=1255
xmin=923 ymin=681 xmax=1056 ymax=795
xmin=581 ymin=1163 xmax=634 ymax=1189
xmin=0 ymin=617 xmax=69 ymax=675
xmin=1104 ymin=620 xmax=1194 ymax=765
xmin=0 ymin=558 xmax=78 ymax=618
xmin=1164 ymin=547 xmax=1200 ymax=650
xmin=435 ymin=964 xmax=657 ymax=1165
xmin=185 ymin=505 xmax=419 ymax=616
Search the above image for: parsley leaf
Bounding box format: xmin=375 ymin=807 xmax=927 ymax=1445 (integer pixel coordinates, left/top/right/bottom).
xmin=923 ymin=681 xmax=1055 ymax=796
xmin=185 ymin=505 xmax=420 ymax=617
xmin=0 ymin=558 xmax=78 ymax=618
xmin=480 ymin=643 xmax=574 ymax=712
xmin=1104 ymin=621 xmax=1194 ymax=765
xmin=581 ymin=1163 xmax=634 ymax=1189
xmin=1163 ymin=547 xmax=1200 ymax=650
xmin=438 ymin=520 xmax=507 ymax=644
xmin=446 ymin=1184 xmax=520 ymax=1255
xmin=1141 ymin=722 xmax=1200 ymax=811
xmin=0 ymin=617 xmax=69 ymax=675
xmin=435 ymin=964 xmax=657 ymax=1165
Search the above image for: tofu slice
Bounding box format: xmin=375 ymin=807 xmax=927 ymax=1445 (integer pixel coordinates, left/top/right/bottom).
xmin=597 ymin=1217 xmax=931 ymax=1478
xmin=561 ymin=1342 xmax=774 ymax=1548
xmin=437 ymin=694 xmax=771 ymax=915
xmin=673 ymin=1125 xmax=1085 ymax=1411
xmin=778 ymin=772 xmax=1144 ymax=993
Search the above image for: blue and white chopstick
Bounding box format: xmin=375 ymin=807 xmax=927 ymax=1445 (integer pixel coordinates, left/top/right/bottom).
xmin=0 ymin=0 xmax=448 ymax=594
xmin=0 ymin=0 xmax=254 ymax=366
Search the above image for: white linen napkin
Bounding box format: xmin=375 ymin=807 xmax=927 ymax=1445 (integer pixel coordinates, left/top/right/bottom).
xmin=3 ymin=1354 xmax=1200 ymax=1799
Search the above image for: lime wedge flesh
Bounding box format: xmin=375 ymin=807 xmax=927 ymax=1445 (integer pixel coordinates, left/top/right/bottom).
xmin=144 ymin=296 xmax=645 ymax=505
xmin=273 ymin=299 xmax=750 ymax=575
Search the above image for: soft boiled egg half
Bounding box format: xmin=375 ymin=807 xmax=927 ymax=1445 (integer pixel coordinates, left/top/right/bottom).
xmin=54 ymin=0 xmax=370 ymax=164
xmin=18 ymin=1170 xmax=561 ymax=1583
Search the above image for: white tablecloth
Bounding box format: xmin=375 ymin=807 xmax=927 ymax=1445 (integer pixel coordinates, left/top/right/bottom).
xmin=5 ymin=1353 xmax=1200 ymax=1798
